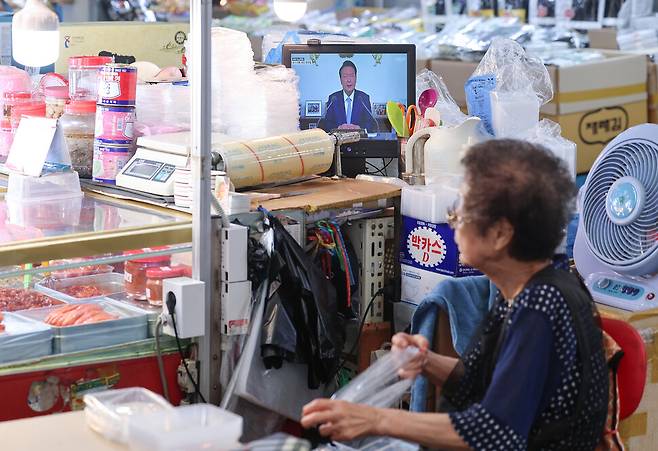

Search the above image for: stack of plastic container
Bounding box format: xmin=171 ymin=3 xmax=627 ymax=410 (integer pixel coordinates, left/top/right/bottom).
xmin=93 ymin=63 xmax=138 ymax=184
xmin=210 ymin=27 xmax=299 ymax=140
xmin=256 ymin=65 xmax=300 ymax=137
xmin=210 ymin=27 xmax=263 ymax=139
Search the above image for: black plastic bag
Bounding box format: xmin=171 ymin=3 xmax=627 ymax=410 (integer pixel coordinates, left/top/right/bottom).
xmin=261 ymin=215 xmax=344 ymax=389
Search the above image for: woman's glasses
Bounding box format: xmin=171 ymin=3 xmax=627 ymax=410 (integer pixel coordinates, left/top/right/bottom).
xmin=446 ymin=197 xmax=472 ymax=229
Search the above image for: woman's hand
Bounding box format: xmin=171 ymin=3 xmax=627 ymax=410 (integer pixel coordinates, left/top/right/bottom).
xmin=301 ymin=399 xmax=382 ymax=442
xmin=391 ymin=333 xmax=429 ymax=379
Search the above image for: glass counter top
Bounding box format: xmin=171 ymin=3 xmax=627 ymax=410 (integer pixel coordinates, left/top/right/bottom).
xmin=0 ymin=193 xmax=192 ymax=266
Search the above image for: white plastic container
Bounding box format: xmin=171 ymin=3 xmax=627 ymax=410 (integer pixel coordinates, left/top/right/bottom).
xmin=128 ymin=404 xmax=243 ymax=451
xmin=84 ymin=387 xmax=173 ymax=444
xmin=6 ymin=171 xmax=82 ymax=202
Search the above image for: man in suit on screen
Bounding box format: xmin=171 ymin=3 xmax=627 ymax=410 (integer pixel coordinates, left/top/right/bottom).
xmin=320 ymin=60 xmax=376 ymax=132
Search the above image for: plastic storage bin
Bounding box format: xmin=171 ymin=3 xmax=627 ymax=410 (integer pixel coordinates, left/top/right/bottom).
xmin=6 ymin=171 xmax=82 ymax=202
xmin=128 ymin=404 xmax=243 ymax=451
xmin=16 ymin=300 xmax=148 ymax=353
xmin=0 ymin=312 xmax=53 ymax=363
xmin=35 ymin=273 xmax=126 ymax=303
xmin=84 ymin=387 xmax=173 ymax=444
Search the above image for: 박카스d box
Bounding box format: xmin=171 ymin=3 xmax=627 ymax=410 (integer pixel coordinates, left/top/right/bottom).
xmin=400 ymin=216 xmax=480 ymax=305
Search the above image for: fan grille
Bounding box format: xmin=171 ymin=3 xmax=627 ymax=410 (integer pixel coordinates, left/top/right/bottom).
xmin=583 ymin=139 xmax=658 ymax=268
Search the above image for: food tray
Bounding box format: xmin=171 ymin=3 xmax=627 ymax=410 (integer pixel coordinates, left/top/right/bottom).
xmin=84 ymin=387 xmax=173 ymax=444
xmin=127 ymin=404 xmax=243 ymax=451
xmin=107 ymin=293 xmax=162 ymax=338
xmin=0 ymin=312 xmax=53 ymax=363
xmin=35 ymin=273 xmax=125 ymax=303
xmin=16 ymin=300 xmax=148 ymax=354
xmin=0 ymin=288 xmax=64 ymax=312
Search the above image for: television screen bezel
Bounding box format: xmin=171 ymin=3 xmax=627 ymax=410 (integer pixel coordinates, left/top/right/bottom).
xmin=282 ymin=42 xmax=417 ymax=160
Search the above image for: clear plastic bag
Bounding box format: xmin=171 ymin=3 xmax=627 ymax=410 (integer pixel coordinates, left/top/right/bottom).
xmin=473 ymin=38 xmax=552 ymax=105
xmin=416 ymin=69 xmax=467 ymax=127
xmin=515 ymin=118 xmax=577 ymax=177
xmin=331 ymin=347 xmax=418 ymax=408
xmin=466 ymin=38 xmax=552 ymax=136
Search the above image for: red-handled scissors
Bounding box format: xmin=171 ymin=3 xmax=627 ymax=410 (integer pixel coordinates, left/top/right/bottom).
xmin=405 ymin=105 xmax=421 ymax=137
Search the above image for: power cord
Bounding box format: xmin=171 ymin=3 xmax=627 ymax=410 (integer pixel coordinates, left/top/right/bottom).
xmin=334 ymin=287 xmax=386 ymax=379
xmin=166 ymin=292 xmax=207 ymax=404
xmin=154 ymin=316 xmax=171 ymax=402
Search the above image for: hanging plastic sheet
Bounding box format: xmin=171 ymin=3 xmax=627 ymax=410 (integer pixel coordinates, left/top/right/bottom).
xmin=221 ymin=270 xmax=332 ymax=422
xmin=261 ymin=215 xmax=344 ymax=389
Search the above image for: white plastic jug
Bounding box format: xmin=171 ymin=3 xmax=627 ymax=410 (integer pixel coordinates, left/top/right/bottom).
xmin=404 ymin=117 xmax=482 ymax=185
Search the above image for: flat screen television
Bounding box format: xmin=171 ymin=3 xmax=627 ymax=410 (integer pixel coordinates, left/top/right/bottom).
xmin=282 ymin=43 xmax=416 ymax=173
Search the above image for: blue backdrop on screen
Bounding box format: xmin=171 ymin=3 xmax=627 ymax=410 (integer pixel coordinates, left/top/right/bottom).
xmin=291 ymin=53 xmax=408 ymax=127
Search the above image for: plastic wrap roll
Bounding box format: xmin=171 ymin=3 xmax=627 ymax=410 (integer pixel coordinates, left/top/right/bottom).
xmin=219 ymin=129 xmax=334 ymax=189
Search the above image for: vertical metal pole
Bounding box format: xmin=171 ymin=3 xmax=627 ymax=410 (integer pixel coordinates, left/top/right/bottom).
xmin=190 ymin=0 xmax=213 ymax=402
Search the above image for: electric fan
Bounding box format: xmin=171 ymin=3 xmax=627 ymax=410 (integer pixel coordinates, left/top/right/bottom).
xmin=574 ymin=124 xmax=658 ymax=311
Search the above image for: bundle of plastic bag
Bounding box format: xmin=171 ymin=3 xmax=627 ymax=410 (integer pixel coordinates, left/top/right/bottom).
xmin=332 ymin=346 xmax=418 ymax=408
xmin=515 ymin=119 xmax=577 ymax=178
xmin=466 ymin=38 xmax=553 ymax=137
xmin=416 ymin=69 xmax=467 ymax=127
xmin=316 ymin=347 xmax=421 ymax=450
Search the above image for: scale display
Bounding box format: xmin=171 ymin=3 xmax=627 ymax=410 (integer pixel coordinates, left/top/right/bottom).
xmin=123 ymin=158 xmax=174 ymax=183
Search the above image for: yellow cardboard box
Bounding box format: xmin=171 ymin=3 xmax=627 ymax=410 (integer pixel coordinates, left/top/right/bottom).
xmin=598 ymin=306 xmax=658 ymax=451
xmin=430 ymin=52 xmax=647 ymax=173
xmin=544 ymin=100 xmax=647 ymax=172
xmin=57 ymin=22 xmax=189 ymax=75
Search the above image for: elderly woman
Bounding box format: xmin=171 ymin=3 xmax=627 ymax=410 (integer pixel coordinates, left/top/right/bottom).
xmin=302 ymin=140 xmax=608 ymax=450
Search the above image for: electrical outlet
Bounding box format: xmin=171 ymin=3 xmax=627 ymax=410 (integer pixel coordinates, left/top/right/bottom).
xmin=161 ymin=277 xmax=205 ymax=339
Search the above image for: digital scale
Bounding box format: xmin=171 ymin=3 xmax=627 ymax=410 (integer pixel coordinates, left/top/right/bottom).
xmin=116 ymin=132 xmax=228 ymax=196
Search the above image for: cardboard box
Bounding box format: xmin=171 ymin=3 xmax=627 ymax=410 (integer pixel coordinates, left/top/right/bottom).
xmin=400 ymin=215 xmax=481 ymax=305
xmin=416 ymin=59 xmax=430 ymax=75
xmin=598 ymin=306 xmax=658 ymax=450
xmin=431 ymin=52 xmax=648 ymax=172
xmin=588 ymin=28 xmax=620 ymax=50
xmin=648 ymin=62 xmax=658 ymax=124
xmin=545 ymin=100 xmax=648 ymax=172
xmin=57 ymin=22 xmax=189 ymax=74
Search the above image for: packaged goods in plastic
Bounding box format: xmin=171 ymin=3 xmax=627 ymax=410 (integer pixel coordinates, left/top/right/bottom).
xmin=35 ymin=273 xmax=125 ymax=303
xmin=128 ymin=404 xmax=243 ymax=451
xmin=84 ymin=387 xmax=173 ymax=444
xmin=17 ymin=300 xmax=148 ymax=353
xmin=218 ymin=129 xmax=334 ymax=189
xmin=0 ymin=312 xmax=53 ymax=363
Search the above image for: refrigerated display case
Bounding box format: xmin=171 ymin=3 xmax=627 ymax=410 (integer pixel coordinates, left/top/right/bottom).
xmin=0 ymin=191 xmax=194 ymax=420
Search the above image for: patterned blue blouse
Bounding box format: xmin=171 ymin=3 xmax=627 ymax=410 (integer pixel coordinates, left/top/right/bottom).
xmin=443 ymin=258 xmax=608 ymax=450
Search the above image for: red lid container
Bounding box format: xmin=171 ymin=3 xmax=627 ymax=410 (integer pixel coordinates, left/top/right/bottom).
xmin=44 ymin=86 xmax=70 ymax=100
xmin=146 ymin=266 xmax=185 ymax=279
xmin=4 ymin=91 xmax=31 ymax=102
xmin=124 ymin=247 xmax=172 ymax=264
xmin=12 ymin=102 xmax=46 ymax=118
xmin=69 ymin=56 xmax=113 ymax=68
xmin=65 ymin=100 xmax=97 ymax=114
